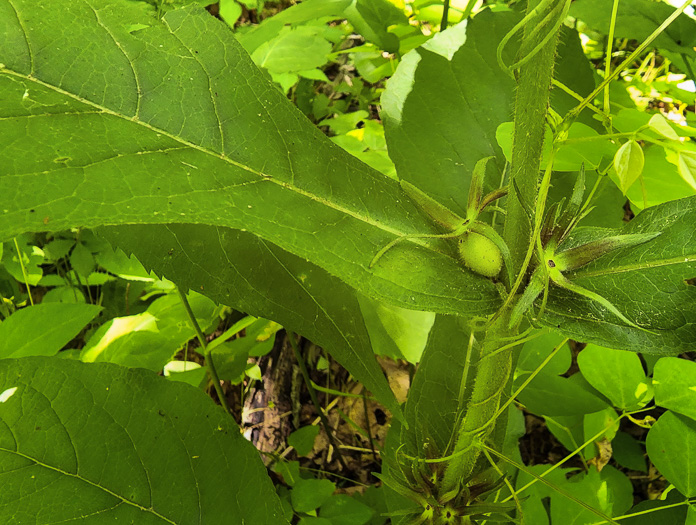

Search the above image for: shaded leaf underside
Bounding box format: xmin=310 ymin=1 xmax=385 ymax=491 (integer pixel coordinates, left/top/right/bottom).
xmin=99 ymin=223 xmax=403 ymax=417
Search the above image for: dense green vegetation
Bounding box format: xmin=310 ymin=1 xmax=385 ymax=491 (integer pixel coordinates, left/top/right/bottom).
xmin=0 ymin=0 xmax=695 ymax=523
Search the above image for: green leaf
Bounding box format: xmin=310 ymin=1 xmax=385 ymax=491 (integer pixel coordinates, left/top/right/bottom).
xmin=218 ymin=0 xmax=242 ymax=26
xmin=542 ymin=196 xmax=696 ymax=354
xmin=646 ymin=411 xmax=696 ymax=497
xmin=291 ymin=478 xmax=336 ymax=513
xmin=1 ymin=235 xmax=43 ymax=286
xmin=0 ymin=357 xmax=288 ymax=523
xmin=570 ymin=0 xmax=696 ymax=57
xmin=516 ymin=465 xmax=571 ymax=525
xmin=98 ymin=223 xmax=404 ymax=420
xmin=163 ymin=360 xmax=207 ymax=387
xmin=382 ymin=17 xmax=593 ymax=218
xmin=516 ymin=372 xmax=609 ymax=417
xmin=70 ymin=242 xmax=95 ymax=277
xmin=622 ymin=491 xmax=689 ymax=525
xmin=648 ymin=114 xmax=680 ymax=141
xmin=400 ymin=315 xmax=477 ymax=458
xmin=251 ymin=26 xmax=332 ymax=74
xmin=0 ymin=0 xmax=499 ymax=318
xmin=288 ymin=425 xmax=320 ymax=456
xmin=516 ymin=331 xmax=571 ymax=376
xmin=381 ymin=11 xmax=517 ymax=217
xmin=677 ymin=150 xmax=696 ymax=190
xmin=320 ymin=494 xmax=374 ymax=525
xmin=344 ymin=0 xmax=407 ymax=53
xmin=238 ymin=0 xmax=352 ymax=55
xmin=583 ymin=407 xmax=620 ymax=459
xmin=0 ymin=303 xmax=101 ymax=358
xmin=627 ymin=146 xmax=695 ymax=209
xmin=549 ymin=466 xmax=633 ymax=524
xmin=653 ymin=357 xmax=696 ymax=422
xmin=298 ymin=518 xmax=332 ymax=525
xmin=614 ymin=140 xmax=645 ymax=194
xmin=611 ymin=431 xmax=647 ymax=473
xmin=577 ymin=345 xmax=652 ymax=410
xmin=357 ymin=294 xmax=434 ymax=364
xmin=80 ymin=291 xmax=217 ymax=371
xmin=545 ymin=414 xmax=584 ymax=453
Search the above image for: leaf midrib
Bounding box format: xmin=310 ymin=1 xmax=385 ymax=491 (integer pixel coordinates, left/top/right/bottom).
xmin=0 ymin=67 xmax=415 ymax=245
xmin=0 ymin=446 xmax=177 ymax=524
xmin=573 ymin=254 xmax=696 ymax=279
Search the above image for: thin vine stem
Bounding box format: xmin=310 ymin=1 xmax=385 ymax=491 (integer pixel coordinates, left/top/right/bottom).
xmin=482 ymin=444 xmax=621 ymax=525
xmin=481 ymin=447 xmax=524 ymax=518
xmin=603 ymin=0 xmax=621 ymax=116
xmin=13 ymin=237 xmax=34 ymax=306
xmin=505 ymin=407 xmax=655 ymax=502
xmin=563 ymin=0 xmax=693 ymax=125
xmin=551 ymin=79 xmax=611 ymax=121
xmin=177 ymin=287 xmax=231 ymax=415
xmin=440 ymin=0 xmax=450 ymax=30
xmin=487 ymin=337 xmax=568 ymax=428
xmin=588 ymin=498 xmax=696 ymax=524
xmin=287 ymin=330 xmax=348 ymax=471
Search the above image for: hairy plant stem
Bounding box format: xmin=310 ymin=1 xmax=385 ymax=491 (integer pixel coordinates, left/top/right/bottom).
xmin=441 ymin=314 xmax=515 ymax=491
xmin=503 ymin=0 xmax=565 ymax=274
xmin=441 ymin=0 xmax=566 ymax=493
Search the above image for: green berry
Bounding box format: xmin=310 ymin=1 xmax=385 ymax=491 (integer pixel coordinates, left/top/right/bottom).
xmin=458 ymin=232 xmax=503 ymax=278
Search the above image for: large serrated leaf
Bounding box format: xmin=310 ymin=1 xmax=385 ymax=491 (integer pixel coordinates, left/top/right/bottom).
xmin=0 ymin=357 xmax=288 ymax=523
xmin=98 ymin=223 xmax=404 ymax=419
xmin=542 ymin=196 xmax=696 ymax=354
xmin=0 ymin=0 xmax=499 ymax=317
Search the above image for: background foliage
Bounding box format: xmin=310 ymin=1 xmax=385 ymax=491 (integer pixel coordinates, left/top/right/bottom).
xmin=1 ymin=0 xmax=695 ymax=523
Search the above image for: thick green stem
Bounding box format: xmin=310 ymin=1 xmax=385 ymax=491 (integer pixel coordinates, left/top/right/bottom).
xmin=441 ymin=315 xmax=515 ymax=491
xmin=503 ymin=0 xmax=566 ymax=275
xmin=441 ymin=0 xmax=566 ymax=493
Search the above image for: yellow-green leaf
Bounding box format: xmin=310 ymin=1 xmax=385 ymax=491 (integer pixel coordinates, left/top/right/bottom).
xmin=614 ymin=140 xmax=645 ymax=194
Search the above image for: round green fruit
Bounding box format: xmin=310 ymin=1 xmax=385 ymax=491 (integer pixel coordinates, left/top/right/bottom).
xmin=458 ymin=232 xmax=503 ymax=278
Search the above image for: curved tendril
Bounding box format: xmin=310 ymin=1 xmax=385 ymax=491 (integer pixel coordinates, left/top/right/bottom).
xmin=368 ymin=224 xmax=470 ymax=268
xmin=508 ymin=0 xmax=571 ymax=72
xmin=496 ymin=0 xmax=556 ymax=77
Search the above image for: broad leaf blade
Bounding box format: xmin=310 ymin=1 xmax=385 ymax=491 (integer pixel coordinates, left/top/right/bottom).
xmin=653 ymin=357 xmax=696 ymax=422
xmin=542 ymin=196 xmax=696 ymax=354
xmin=0 ymin=357 xmax=288 ymax=523
xmin=570 ymin=0 xmax=696 ymax=57
xmin=646 ymin=411 xmax=696 ymax=498
xmin=0 ymin=303 xmax=101 ymax=358
xmin=0 ymin=0 xmax=499 ymax=317
xmin=614 ymin=140 xmax=645 ymax=194
xmin=381 ymin=11 xmax=517 ymax=216
xmin=381 ymin=15 xmax=594 ymax=217
xmin=99 ymin=223 xmax=404 ymax=419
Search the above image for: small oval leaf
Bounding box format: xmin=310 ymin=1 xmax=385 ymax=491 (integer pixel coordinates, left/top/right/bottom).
xmin=614 ymin=140 xmax=645 ymax=194
xmin=677 ymin=150 xmax=696 ymax=190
